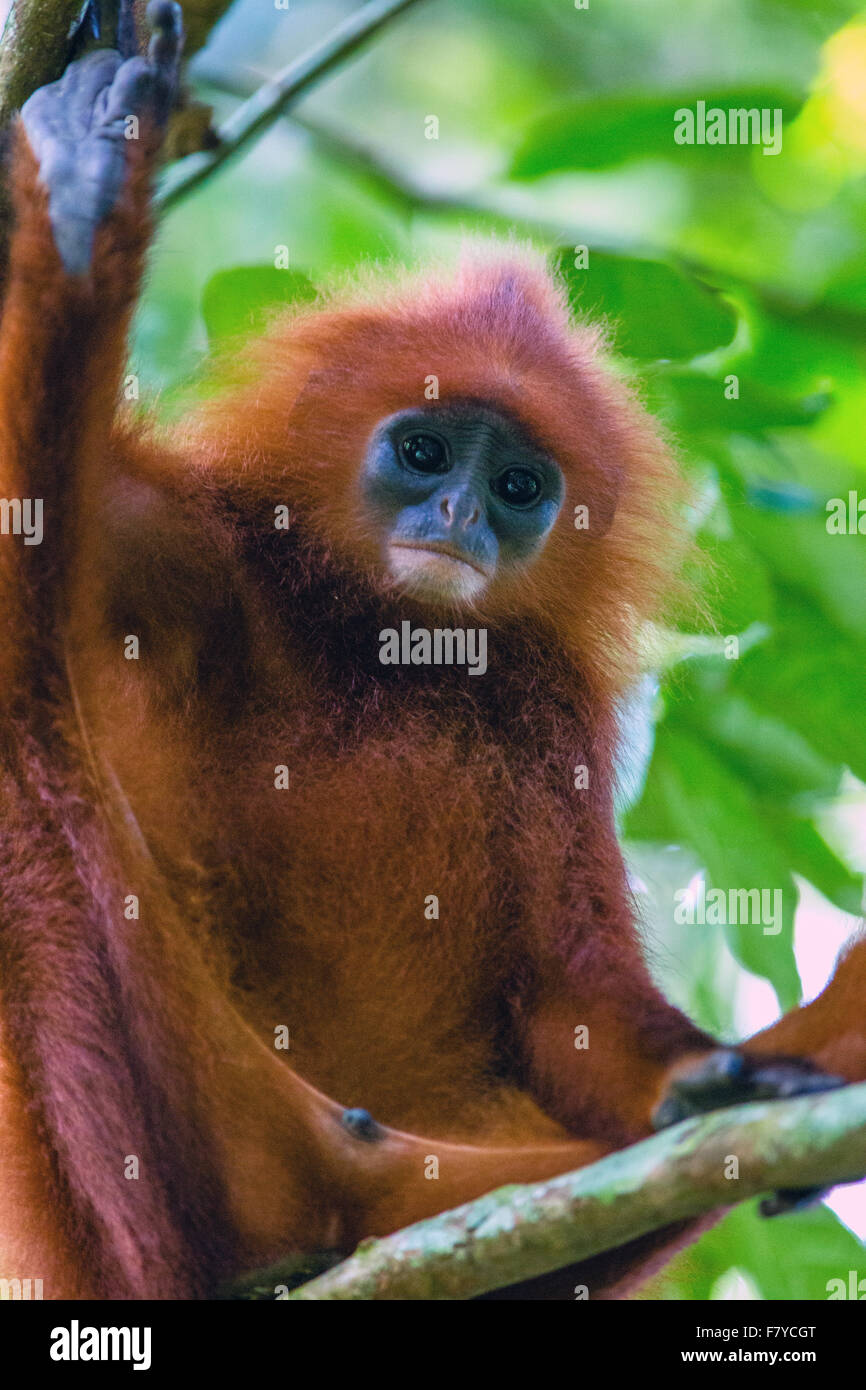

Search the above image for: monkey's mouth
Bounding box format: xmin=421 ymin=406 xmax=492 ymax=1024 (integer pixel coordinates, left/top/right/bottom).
xmin=388 ymin=541 xmax=491 ymax=579
xmin=386 ymin=542 xmax=491 ymax=602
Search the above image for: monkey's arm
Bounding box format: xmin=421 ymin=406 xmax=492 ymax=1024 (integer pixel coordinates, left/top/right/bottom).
xmin=518 ymin=930 xmax=715 ymax=1146
xmin=0 ymin=4 xmax=182 ymax=696
xmin=744 ymin=936 xmax=866 ymax=1081
xmin=647 ymin=939 xmax=866 ymax=1136
xmin=518 ymin=899 xmax=845 ymax=1146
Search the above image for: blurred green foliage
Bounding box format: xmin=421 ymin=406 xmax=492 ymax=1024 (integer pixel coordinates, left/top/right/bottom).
xmin=135 ymin=0 xmax=866 ymax=1298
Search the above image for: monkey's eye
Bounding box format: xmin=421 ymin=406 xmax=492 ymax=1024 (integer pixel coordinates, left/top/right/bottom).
xmin=399 ymin=432 xmax=450 ymax=474
xmin=491 ymin=467 xmax=543 ymax=508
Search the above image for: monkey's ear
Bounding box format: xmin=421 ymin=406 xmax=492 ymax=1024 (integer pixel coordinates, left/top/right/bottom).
xmin=287 ymin=367 xmax=355 ymax=428
xmin=572 ymin=463 xmax=622 ymax=539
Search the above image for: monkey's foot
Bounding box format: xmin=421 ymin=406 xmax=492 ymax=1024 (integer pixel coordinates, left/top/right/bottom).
xmin=20 ymin=0 xmax=184 ymax=275
xmin=653 ymin=1047 xmax=846 ymax=1217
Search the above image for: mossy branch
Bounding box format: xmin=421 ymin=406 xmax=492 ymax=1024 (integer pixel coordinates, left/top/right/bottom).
xmin=0 ymin=0 xmax=85 ymax=130
xmin=227 ymin=1083 xmax=866 ymax=1300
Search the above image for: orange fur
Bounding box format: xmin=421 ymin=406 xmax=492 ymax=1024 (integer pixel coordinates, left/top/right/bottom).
xmin=0 ymin=123 xmax=863 ymax=1303
xmin=188 ymin=247 xmax=690 ymax=700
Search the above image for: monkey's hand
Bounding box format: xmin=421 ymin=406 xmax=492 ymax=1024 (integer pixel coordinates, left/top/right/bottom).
xmin=19 ymin=0 xmax=183 ymax=277
xmin=652 ymin=1047 xmax=847 ymax=1216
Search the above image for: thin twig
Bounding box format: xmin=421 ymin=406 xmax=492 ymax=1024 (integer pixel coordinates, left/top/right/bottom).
xmin=157 ymin=0 xmax=428 ymax=212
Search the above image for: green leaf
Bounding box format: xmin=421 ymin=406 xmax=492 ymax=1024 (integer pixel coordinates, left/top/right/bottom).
xmin=687 ymin=531 xmax=775 ymax=634
xmin=202 ymin=266 xmax=317 ymax=350
xmin=679 ymin=693 xmax=841 ymax=801
xmin=739 ymin=508 xmax=866 ymax=652
xmin=512 ymin=89 xmax=803 ymax=178
xmin=645 ymin=369 xmax=830 ymax=433
xmin=647 ymin=1201 xmax=866 ymax=1301
xmin=766 ymin=814 xmax=863 ymax=917
xmin=735 ymin=599 xmax=866 ymax=783
xmin=555 ymin=249 xmax=737 ymax=360
xmin=625 ymin=726 xmax=801 ymax=1008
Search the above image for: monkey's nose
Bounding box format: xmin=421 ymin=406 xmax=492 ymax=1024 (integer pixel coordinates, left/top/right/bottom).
xmin=440 ymin=493 xmax=480 ymax=528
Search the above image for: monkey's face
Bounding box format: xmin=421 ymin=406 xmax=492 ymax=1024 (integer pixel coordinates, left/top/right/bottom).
xmin=359 ymin=403 xmax=564 ymax=605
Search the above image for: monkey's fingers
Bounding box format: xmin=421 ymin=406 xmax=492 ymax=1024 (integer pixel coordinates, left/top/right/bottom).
xmin=100 ymin=2 xmax=185 ymax=132
xmin=147 ymin=0 xmax=185 ymax=77
xmin=653 ymin=1047 xmax=847 ymax=1220
xmin=652 ymin=1047 xmax=845 ymax=1130
xmin=760 ymin=1186 xmax=826 ymax=1218
xmin=22 ymin=52 xmax=123 ymax=146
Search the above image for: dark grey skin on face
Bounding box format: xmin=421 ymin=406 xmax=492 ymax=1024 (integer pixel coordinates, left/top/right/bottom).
xmin=360 ymin=403 xmax=565 ymax=603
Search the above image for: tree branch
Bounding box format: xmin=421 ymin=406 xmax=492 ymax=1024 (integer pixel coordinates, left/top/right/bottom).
xmin=0 ymin=0 xmax=84 ymax=130
xmin=156 ymin=0 xmax=427 ymax=212
xmin=227 ymin=1083 xmax=866 ymax=1300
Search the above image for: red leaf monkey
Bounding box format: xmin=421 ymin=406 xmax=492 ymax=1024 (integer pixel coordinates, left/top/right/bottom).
xmin=0 ymin=3 xmax=862 ymax=1301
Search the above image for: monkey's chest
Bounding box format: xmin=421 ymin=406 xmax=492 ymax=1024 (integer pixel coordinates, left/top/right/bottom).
xmin=232 ymin=722 xmax=530 ymax=1129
